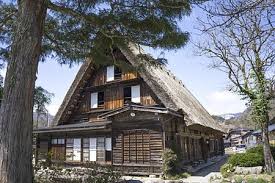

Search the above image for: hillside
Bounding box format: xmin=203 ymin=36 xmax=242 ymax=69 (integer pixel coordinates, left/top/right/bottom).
xmin=214 ymin=99 xmax=275 ymax=130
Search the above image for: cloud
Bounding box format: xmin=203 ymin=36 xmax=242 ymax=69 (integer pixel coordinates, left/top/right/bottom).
xmin=205 ymin=90 xmax=247 ymax=115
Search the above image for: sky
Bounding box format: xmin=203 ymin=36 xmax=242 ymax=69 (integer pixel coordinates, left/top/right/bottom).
xmin=2 ymin=5 xmax=247 ymax=116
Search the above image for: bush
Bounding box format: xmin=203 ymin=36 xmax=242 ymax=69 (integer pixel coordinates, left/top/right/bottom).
xmin=246 ymin=177 xmax=269 ymax=183
xmin=247 ymin=145 xmax=275 ymax=157
xmin=162 ymin=148 xmax=190 ymax=180
xmin=162 ymin=148 xmax=179 ymax=177
xmin=34 ymin=163 xmax=121 ymax=183
xmin=228 ymin=152 xmax=264 ymax=167
xmin=220 ymin=163 xmax=234 ymax=178
xmin=230 ymin=176 xmax=269 ymax=183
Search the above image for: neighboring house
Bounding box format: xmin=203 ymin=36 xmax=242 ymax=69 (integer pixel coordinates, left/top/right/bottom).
xmin=250 ymin=124 xmax=275 ymax=146
xmin=242 ymin=131 xmax=258 ymax=148
xmin=225 ymin=128 xmax=252 ymax=147
xmin=33 ymin=46 xmax=225 ymax=175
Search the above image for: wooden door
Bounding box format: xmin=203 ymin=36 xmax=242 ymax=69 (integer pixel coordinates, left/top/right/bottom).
xmin=51 ymin=146 xmax=65 ymax=160
xmin=123 ymin=129 xmax=160 ymax=164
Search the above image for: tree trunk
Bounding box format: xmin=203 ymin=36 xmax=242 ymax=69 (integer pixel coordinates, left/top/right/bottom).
xmin=0 ymin=1 xmax=47 ymax=183
xmin=262 ymin=120 xmax=275 ymax=172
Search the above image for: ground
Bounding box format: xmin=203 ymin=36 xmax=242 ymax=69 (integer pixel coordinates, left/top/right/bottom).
xmin=183 ymin=157 xmax=228 ymax=183
xmin=123 ymin=156 xmax=228 ymax=183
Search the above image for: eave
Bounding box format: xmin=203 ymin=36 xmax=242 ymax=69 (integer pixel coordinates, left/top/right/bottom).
xmin=98 ymin=104 xmax=183 ymax=119
xmin=33 ymin=121 xmax=111 ymax=134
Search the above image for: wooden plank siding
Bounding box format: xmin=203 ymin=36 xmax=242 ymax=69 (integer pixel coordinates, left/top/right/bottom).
xmin=67 ymin=80 xmax=160 ymax=123
xmin=51 ymin=146 xmax=65 ymax=161
xmin=105 ymin=86 xmax=123 ymax=110
xmin=112 ymin=128 xmax=163 ymax=174
xmin=90 ymin=67 xmax=138 ymax=87
xmin=164 ymin=118 xmax=224 ymax=164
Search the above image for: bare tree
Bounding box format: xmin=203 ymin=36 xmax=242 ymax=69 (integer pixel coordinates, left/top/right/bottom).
xmin=0 ymin=0 xmax=203 ymax=182
xmin=197 ymin=0 xmax=275 ymax=172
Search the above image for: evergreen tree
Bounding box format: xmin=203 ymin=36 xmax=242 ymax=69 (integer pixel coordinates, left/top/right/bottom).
xmin=33 ymin=86 xmax=54 ymax=128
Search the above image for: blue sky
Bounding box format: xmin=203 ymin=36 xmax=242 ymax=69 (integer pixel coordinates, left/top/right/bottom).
xmin=2 ymin=5 xmax=247 ymax=116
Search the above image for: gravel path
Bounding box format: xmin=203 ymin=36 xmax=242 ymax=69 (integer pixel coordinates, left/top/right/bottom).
xmin=194 ymin=156 xmax=228 ymax=176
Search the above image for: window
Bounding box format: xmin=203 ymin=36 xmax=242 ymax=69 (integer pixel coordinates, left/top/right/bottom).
xmin=66 ymin=138 xmax=81 ymax=161
xmin=114 ymin=66 xmax=122 ymax=80
xmin=98 ymin=91 xmax=104 ymax=107
xmin=106 ymin=65 xmax=114 ymax=81
xmin=52 ymin=139 xmax=57 ymax=144
xmin=107 ymin=65 xmax=122 ymax=82
xmin=66 ymin=138 xmax=74 ymax=161
xmin=123 ymin=85 xmax=140 ymax=104
xmin=51 ymin=138 xmax=64 ymax=145
xmin=124 ymin=87 xmax=131 ymax=104
xmin=131 ymin=85 xmax=140 ymax=103
xmin=83 ymin=138 xmax=90 ymax=162
xmin=89 ymin=138 xmax=97 ymax=161
xmin=91 ymin=91 xmax=105 ymax=109
xmin=97 ymin=137 xmax=105 ymax=162
xmin=105 ymin=138 xmax=112 ymax=161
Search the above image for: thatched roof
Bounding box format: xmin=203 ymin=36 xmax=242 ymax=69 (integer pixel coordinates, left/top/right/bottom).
xmin=53 ymin=59 xmax=93 ymax=125
xmin=119 ymin=44 xmax=224 ymax=132
xmin=53 ymin=44 xmax=224 ymax=132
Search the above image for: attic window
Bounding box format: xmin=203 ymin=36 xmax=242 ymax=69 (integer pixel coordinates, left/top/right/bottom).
xmin=91 ymin=91 xmax=105 ymax=109
xmin=106 ymin=65 xmax=121 ymax=82
xmin=114 ymin=66 xmax=122 ymax=80
xmin=123 ymin=85 xmax=140 ymax=104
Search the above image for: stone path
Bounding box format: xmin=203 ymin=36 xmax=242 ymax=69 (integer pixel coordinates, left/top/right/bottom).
xmin=182 ymin=157 xmax=227 ymax=183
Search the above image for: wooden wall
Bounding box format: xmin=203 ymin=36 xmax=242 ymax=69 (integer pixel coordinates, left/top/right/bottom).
xmin=66 ymin=66 xmax=159 ymax=124
xmin=111 ymin=112 xmax=164 ymax=175
xmin=164 ymin=118 xmax=224 ymax=163
xmin=90 ymin=67 xmax=138 ymax=87
xmin=112 ymin=129 xmax=163 ymax=166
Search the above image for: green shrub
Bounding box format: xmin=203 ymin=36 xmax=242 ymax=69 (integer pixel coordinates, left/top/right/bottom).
xmin=228 ymin=152 xmax=264 ymax=167
xmin=162 ymin=148 xmax=179 ymax=177
xmin=247 ymin=145 xmax=275 ymax=157
xmin=232 ymin=176 xmax=269 ymax=183
xmin=246 ymin=177 xmax=268 ymax=183
xmin=220 ymin=163 xmax=234 ymax=178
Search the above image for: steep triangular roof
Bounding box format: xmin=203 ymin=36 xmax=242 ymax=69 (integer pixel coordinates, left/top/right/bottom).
xmin=53 ymin=44 xmax=224 ymax=132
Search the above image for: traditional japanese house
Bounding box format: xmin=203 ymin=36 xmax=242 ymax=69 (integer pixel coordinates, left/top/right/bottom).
xmin=34 ymin=45 xmax=225 ymax=175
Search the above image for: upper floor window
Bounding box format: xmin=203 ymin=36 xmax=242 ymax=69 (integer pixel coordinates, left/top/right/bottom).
xmin=51 ymin=138 xmax=65 ymax=145
xmin=123 ymin=85 xmax=140 ymax=104
xmin=114 ymin=66 xmax=122 ymax=80
xmin=91 ymin=91 xmax=105 ymax=109
xmin=106 ymin=65 xmax=121 ymax=82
